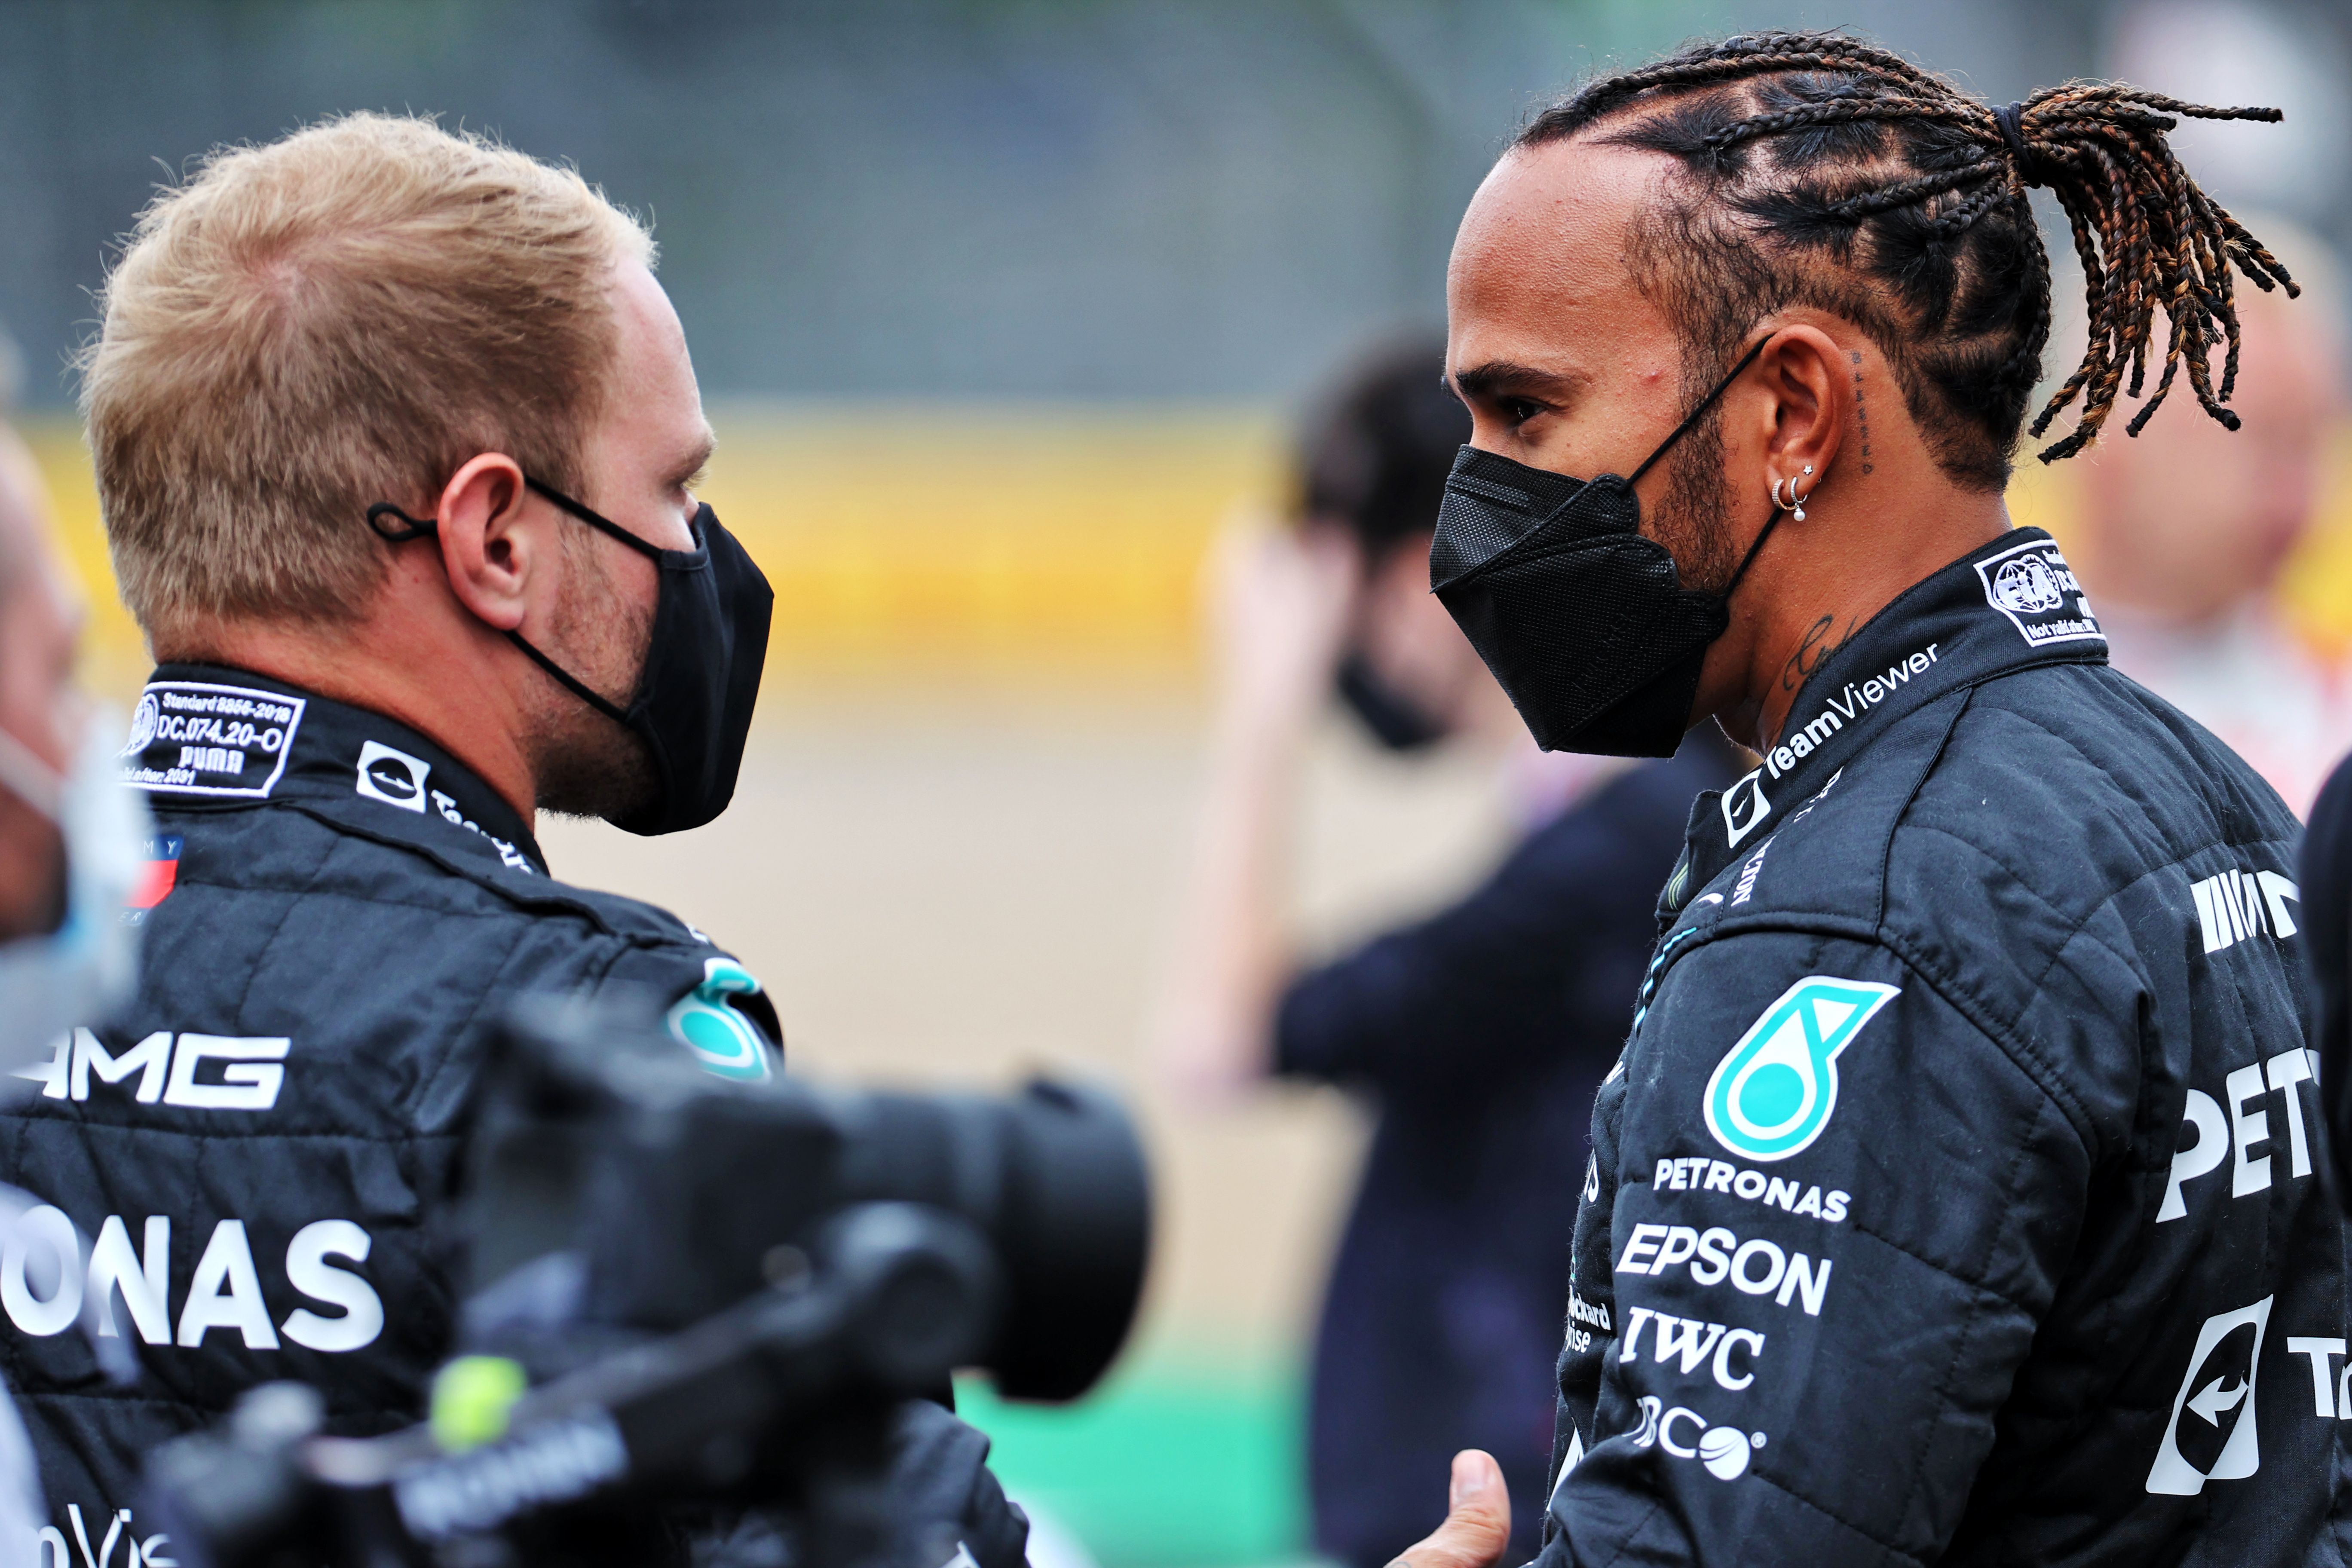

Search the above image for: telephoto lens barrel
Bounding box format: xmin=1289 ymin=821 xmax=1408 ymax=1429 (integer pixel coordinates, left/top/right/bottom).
xmin=487 ymin=998 xmax=1153 ymax=1404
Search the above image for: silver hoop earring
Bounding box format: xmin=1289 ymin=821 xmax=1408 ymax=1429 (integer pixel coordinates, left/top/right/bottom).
xmin=1771 ymin=477 xmax=1793 ymax=511
xmin=1788 ymin=463 xmax=1817 ymax=522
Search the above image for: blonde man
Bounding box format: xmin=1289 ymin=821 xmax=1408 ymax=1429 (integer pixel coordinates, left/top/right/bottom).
xmin=0 ymin=115 xmax=1025 ymax=1568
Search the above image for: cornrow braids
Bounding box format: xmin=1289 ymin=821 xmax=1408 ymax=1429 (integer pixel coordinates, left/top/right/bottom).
xmin=1518 ymin=30 xmax=2298 ymax=484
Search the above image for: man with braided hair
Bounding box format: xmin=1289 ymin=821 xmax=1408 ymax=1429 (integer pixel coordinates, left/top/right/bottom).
xmin=1388 ymin=29 xmax=2347 ymax=1568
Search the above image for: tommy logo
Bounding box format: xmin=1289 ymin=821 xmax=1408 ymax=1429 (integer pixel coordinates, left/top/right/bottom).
xmin=1704 ymin=977 xmax=1899 ymax=1161
xmin=1721 ymin=770 xmax=1772 ymax=849
xmin=354 ymin=740 xmax=431 ymax=813
xmin=1974 ymin=538 xmax=2103 ymax=648
xmin=125 ymin=836 xmax=181 ymax=919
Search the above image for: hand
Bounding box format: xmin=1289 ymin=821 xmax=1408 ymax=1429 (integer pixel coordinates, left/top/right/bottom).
xmin=1202 ymin=508 xmax=1360 ymax=738
xmin=1390 ymin=1450 xmax=1513 ymax=1568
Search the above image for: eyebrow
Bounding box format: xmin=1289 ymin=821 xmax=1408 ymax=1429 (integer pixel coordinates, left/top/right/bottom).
xmin=668 ymin=429 xmax=717 ymax=489
xmin=1449 ymin=360 xmax=1586 ymax=403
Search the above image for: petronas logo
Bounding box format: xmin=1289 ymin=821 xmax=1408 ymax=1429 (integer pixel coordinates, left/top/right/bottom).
xmin=1703 ymin=977 xmax=1900 ymax=1162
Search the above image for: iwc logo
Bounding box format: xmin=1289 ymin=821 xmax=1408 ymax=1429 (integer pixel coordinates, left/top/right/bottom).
xmin=1973 ymin=538 xmax=2103 ymax=648
xmin=2147 ymin=1296 xmax=2271 ymax=1495
xmin=1704 ymin=977 xmax=1900 ymax=1162
xmin=354 ymin=740 xmax=431 ymax=812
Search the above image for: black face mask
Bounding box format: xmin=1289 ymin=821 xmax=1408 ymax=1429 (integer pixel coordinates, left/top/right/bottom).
xmin=1335 ymin=652 xmax=1446 ymax=752
xmin=1430 ymin=336 xmax=1777 ymax=758
xmin=368 ymin=477 xmax=774 ymax=836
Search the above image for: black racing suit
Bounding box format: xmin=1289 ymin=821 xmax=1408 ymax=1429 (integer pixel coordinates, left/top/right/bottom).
xmin=0 ymin=664 xmax=1027 ymax=1568
xmin=1538 ymin=532 xmax=2350 ymax=1565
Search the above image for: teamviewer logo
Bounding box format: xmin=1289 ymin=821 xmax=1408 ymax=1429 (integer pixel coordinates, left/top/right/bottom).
xmin=2146 ymin=1295 xmax=2270 ymax=1495
xmin=355 ymin=740 xmax=431 ymax=813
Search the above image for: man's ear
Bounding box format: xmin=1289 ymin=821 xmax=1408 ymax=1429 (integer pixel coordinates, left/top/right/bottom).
xmin=1754 ymin=325 xmax=1847 ymax=496
xmin=433 ymin=454 xmax=540 ymax=634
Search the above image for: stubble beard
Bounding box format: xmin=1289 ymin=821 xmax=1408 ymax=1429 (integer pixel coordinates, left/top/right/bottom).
xmin=529 ymin=531 xmax=661 ymax=823
xmin=1650 ymin=400 xmax=1743 ymax=594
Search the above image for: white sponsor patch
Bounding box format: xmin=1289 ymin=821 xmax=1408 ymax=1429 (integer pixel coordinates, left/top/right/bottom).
xmin=354 ymin=740 xmax=432 ymax=813
xmin=2148 ymin=1296 xmax=2270 ymax=1495
xmin=119 ymin=683 xmax=304 ymax=799
xmin=1974 ymin=538 xmax=2103 ymax=648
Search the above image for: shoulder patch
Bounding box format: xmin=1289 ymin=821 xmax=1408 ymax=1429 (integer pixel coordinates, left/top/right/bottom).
xmin=666 ymin=957 xmax=775 ymax=1082
xmin=120 ymin=683 xmax=305 ymax=798
xmin=1703 ymin=976 xmax=1900 ymax=1161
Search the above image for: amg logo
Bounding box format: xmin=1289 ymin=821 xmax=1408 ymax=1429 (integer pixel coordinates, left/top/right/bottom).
xmin=2191 ymin=868 xmax=2298 ymax=955
xmin=12 ymin=1029 xmax=290 ymax=1111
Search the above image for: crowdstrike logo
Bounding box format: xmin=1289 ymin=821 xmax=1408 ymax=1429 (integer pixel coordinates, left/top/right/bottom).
xmin=1703 ymin=977 xmax=1899 ymax=1161
xmin=2147 ymin=1296 xmax=2270 ymax=1495
xmin=1721 ymin=771 xmax=1772 ymax=848
xmin=355 ymin=740 xmax=431 ymax=812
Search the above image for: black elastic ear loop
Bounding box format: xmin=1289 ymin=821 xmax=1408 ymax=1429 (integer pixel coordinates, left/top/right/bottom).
xmin=363 ymin=491 xmax=635 ymax=725
xmin=1626 ymin=334 xmax=1774 ymax=489
xmin=524 ymin=477 xmax=666 ymax=561
xmin=366 ymin=502 xmax=437 ymax=542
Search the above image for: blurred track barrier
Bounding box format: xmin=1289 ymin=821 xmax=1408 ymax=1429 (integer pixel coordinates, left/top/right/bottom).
xmin=23 ymin=403 xmax=1288 ymax=706
xmin=32 ymin=407 xmax=2352 ymax=704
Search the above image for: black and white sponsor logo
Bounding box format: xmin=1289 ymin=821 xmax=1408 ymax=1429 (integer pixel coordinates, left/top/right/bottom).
xmin=354 ymin=740 xmax=431 ymax=812
xmin=119 ymin=684 xmax=305 ymax=799
xmin=1565 ymin=1286 xmax=1612 ymax=1355
xmin=13 ymin=1029 xmax=290 ymax=1112
xmin=0 ymin=1206 xmax=379 ymax=1352
xmin=426 ymin=788 xmax=533 ymax=873
xmin=2191 ymin=866 xmax=2299 ymax=955
xmin=2159 ymin=1047 xmax=2319 ymax=1221
xmin=1728 ymin=770 xmax=1841 ymax=905
xmin=1615 ymin=1223 xmax=1833 ymax=1316
xmin=1630 ymin=1396 xmax=1765 ymax=1480
xmin=1758 ymin=648 xmax=1940 ymax=787
xmin=39 ymin=1501 xmax=177 ymax=1568
xmin=1975 ymin=538 xmax=2102 ymax=648
xmin=1652 ymin=1157 xmax=1850 ymax=1224
xmin=394 ymin=1411 xmax=630 ymax=1542
xmin=2147 ymin=1296 xmax=2269 ymax=1495
xmin=1721 ymin=771 xmax=1773 ymax=850
xmin=1622 ymin=1307 xmax=1765 ymax=1390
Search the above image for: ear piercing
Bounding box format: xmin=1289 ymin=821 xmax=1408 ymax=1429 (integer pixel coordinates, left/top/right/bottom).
xmin=1772 ymin=463 xmax=1817 ymax=521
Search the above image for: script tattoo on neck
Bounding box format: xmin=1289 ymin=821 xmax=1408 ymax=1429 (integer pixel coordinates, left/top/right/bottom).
xmin=1851 ymin=350 xmax=1874 ymax=475
xmin=1782 ymin=613 xmax=1856 ymax=694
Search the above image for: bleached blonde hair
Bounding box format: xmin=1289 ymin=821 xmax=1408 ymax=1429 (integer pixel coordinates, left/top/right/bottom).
xmin=79 ymin=112 xmax=655 ymax=641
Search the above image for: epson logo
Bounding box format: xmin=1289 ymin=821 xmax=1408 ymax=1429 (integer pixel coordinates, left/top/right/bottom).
xmin=355 ymin=740 xmax=430 ymax=813
xmin=1615 ymin=1223 xmax=1832 ymax=1316
xmin=12 ymin=1029 xmax=290 ymax=1112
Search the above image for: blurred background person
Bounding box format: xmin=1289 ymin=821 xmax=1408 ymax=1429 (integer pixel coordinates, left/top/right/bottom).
xmin=2069 ymin=219 xmax=2352 ymax=816
xmin=1149 ymin=338 xmax=1736 ymax=1568
xmin=0 ymin=335 xmax=149 ymax=1563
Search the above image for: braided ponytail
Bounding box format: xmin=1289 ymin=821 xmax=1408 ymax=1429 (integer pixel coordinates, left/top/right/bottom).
xmin=1518 ymin=31 xmax=2299 ymax=481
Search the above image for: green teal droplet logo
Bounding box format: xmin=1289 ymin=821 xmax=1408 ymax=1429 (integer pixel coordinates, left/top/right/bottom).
xmin=1702 ymin=976 xmax=1899 ymax=1161
xmin=665 ymin=956 xmax=774 ymax=1082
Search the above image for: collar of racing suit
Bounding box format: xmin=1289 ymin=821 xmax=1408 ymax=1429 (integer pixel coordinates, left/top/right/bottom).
xmin=1660 ymin=527 xmax=2109 ymax=921
xmin=119 ymin=662 xmax=551 ymax=876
